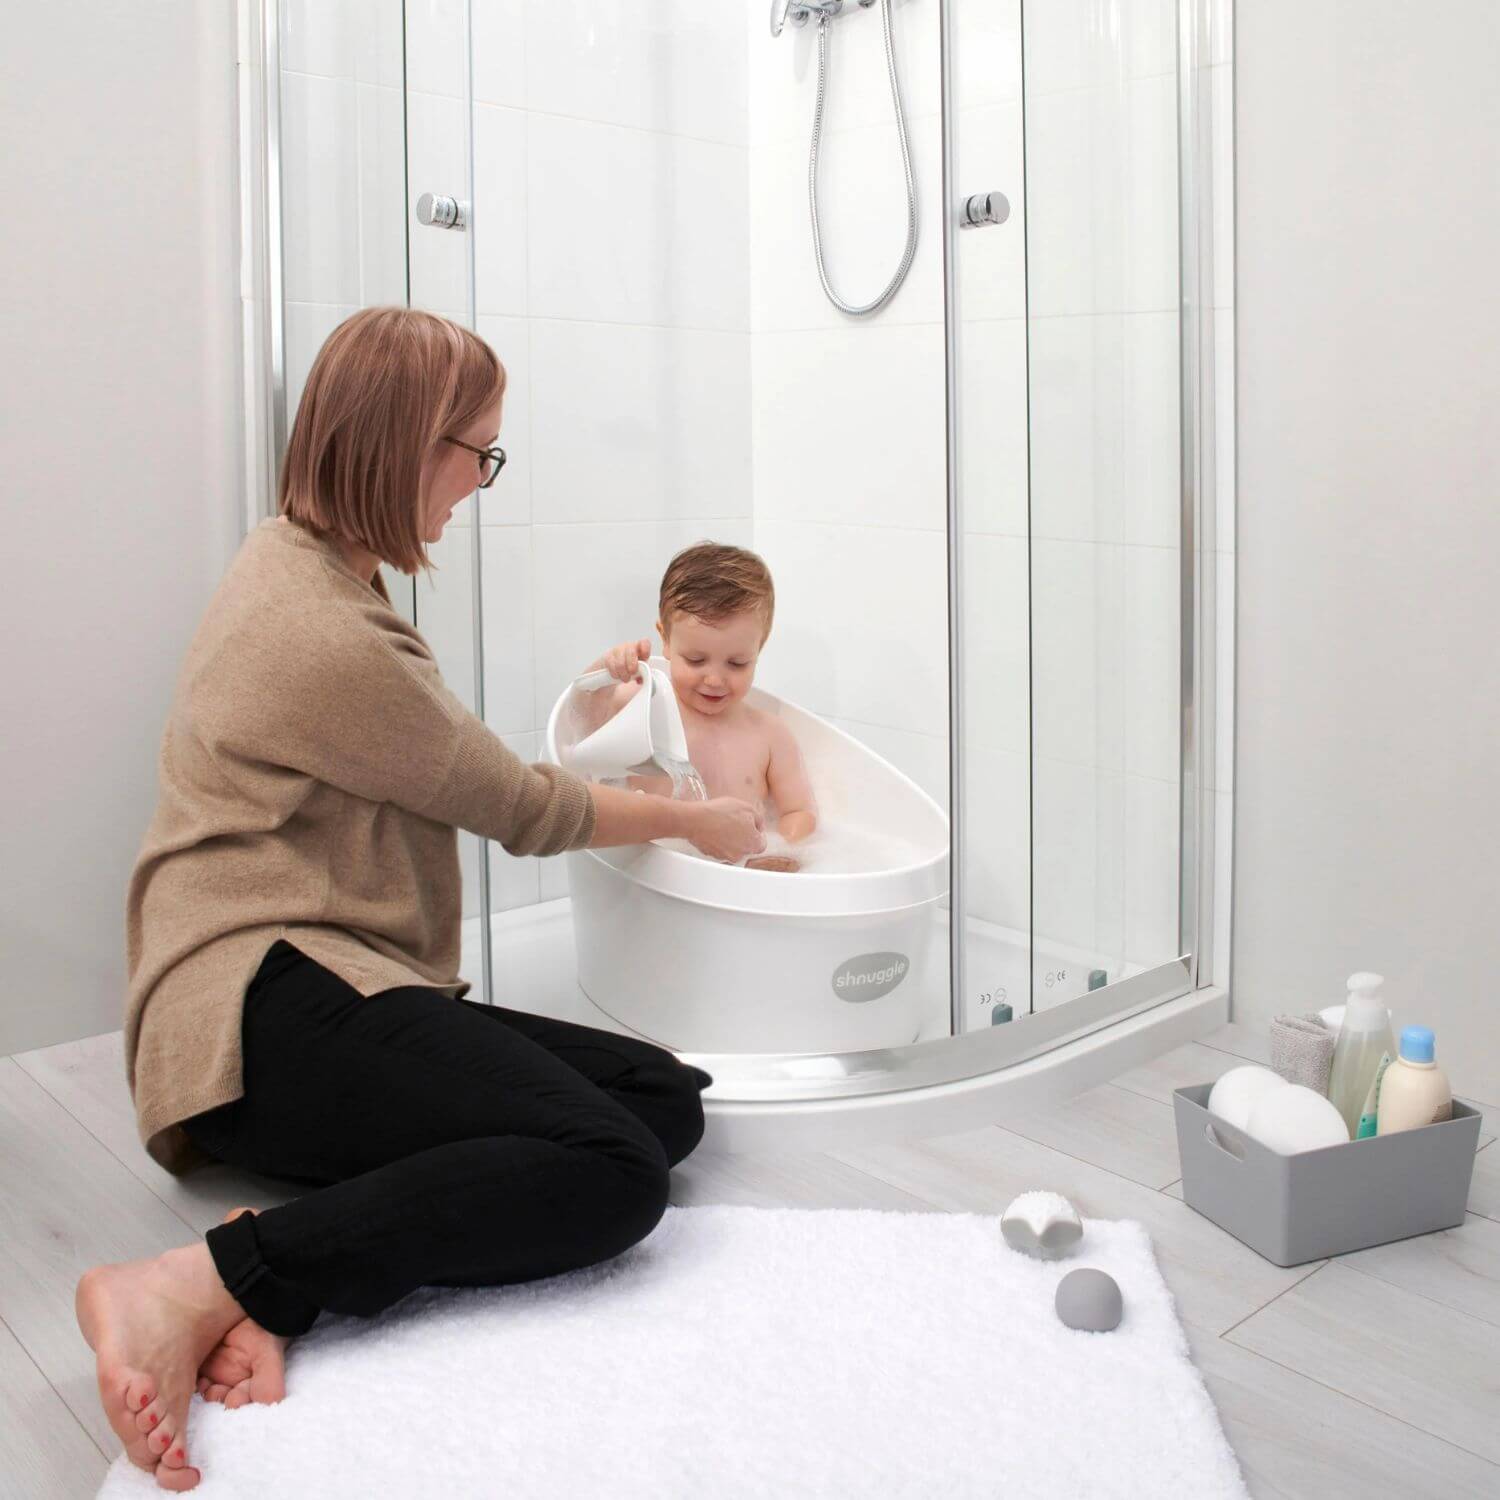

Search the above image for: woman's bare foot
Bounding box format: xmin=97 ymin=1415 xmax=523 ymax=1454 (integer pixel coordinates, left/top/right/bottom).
xmin=75 ymin=1241 xmax=244 ymax=1490
xmin=196 ymin=1208 xmax=290 ymax=1409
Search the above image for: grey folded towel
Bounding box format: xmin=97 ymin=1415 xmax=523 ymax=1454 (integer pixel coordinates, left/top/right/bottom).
xmin=1270 ymin=1012 xmax=1336 ymax=1094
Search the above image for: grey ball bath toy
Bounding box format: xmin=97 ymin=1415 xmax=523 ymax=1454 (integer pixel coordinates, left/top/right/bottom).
xmin=1054 ymin=1268 xmax=1123 ymax=1333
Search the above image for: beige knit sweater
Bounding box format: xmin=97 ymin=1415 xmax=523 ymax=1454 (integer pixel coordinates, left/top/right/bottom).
xmin=125 ymin=518 xmax=596 ymax=1172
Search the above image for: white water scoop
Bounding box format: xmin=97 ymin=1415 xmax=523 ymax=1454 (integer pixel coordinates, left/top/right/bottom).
xmin=563 ymin=658 xmax=692 ymax=779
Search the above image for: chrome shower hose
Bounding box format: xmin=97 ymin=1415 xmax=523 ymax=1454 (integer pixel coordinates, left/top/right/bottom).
xmin=808 ymin=0 xmax=918 ymax=316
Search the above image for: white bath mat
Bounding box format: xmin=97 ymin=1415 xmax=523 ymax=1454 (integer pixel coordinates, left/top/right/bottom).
xmin=97 ymin=1206 xmax=1246 ymax=1499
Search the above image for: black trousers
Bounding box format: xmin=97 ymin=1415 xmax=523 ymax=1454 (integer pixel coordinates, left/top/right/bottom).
xmin=182 ymin=940 xmax=712 ymax=1337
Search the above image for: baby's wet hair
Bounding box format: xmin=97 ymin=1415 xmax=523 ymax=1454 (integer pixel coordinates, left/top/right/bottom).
xmin=659 ymin=542 xmax=775 ymax=642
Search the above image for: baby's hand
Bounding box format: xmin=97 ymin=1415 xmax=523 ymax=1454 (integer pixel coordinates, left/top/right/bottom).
xmin=604 ymin=637 xmax=654 ymax=683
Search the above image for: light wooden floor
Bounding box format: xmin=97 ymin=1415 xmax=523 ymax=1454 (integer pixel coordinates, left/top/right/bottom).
xmin=3 ymin=1021 xmax=1497 ymax=1500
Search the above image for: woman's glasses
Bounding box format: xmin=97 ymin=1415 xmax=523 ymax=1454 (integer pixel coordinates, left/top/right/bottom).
xmin=446 ymin=436 xmax=508 ymax=489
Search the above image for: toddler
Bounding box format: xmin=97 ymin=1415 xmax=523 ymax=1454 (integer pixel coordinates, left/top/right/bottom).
xmin=581 ymin=543 xmax=816 ymax=870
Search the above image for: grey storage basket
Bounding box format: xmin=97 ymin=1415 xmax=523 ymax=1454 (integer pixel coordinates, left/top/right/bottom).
xmin=1173 ymin=1083 xmax=1482 ymax=1267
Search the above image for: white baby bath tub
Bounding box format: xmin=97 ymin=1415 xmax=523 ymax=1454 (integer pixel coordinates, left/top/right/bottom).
xmin=544 ymin=666 xmax=950 ymax=1054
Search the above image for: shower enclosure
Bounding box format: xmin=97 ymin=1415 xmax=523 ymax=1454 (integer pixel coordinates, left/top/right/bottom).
xmin=240 ymin=0 xmax=1235 ymax=1149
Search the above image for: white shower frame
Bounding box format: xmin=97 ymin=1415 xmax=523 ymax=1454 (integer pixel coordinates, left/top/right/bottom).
xmin=236 ymin=0 xmax=1235 ymax=1150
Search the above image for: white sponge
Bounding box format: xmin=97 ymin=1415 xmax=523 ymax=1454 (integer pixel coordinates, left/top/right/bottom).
xmin=1245 ymin=1084 xmax=1349 ymax=1154
xmin=1000 ymin=1191 xmax=1084 ymax=1260
xmin=1206 ymin=1064 xmax=1287 ymax=1132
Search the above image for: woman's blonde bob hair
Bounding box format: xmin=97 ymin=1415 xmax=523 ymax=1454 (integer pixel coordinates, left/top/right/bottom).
xmin=278 ymin=307 xmax=505 ymax=583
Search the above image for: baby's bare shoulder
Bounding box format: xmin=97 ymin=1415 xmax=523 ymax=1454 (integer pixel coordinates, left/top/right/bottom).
xmin=742 ymin=705 xmax=798 ymax=752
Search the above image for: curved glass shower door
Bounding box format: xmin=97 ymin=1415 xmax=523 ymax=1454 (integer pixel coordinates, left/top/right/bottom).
xmin=258 ymin=0 xmax=1226 ymax=1111
xmin=951 ymin=0 xmax=1190 ymax=1041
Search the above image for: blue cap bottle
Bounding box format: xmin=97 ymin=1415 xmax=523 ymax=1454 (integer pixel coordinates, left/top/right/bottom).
xmin=1376 ymin=1025 xmax=1452 ymax=1135
xmin=1399 ymin=1025 xmax=1435 ymax=1063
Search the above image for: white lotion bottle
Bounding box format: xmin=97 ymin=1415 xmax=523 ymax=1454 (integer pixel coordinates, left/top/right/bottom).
xmin=1377 ymin=1026 xmax=1454 ymax=1134
xmin=1327 ymin=972 xmax=1395 ymax=1138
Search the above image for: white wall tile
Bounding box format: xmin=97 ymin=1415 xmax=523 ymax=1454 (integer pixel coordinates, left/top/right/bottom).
xmin=1022 ymin=0 xmax=1176 ymax=98
xmin=479 ymin=526 xmax=536 ymax=735
xmin=405 ymin=89 xmax=471 ymax=314
xmin=954 ymin=101 xmax=1026 ymax=323
xmin=1023 ymin=73 xmax=1178 ymax=318
xmin=958 ymin=314 xmax=1028 ymax=537
xmin=748 ymin=0 xmax=941 ymax=149
xmin=1122 ymin=310 xmax=1181 ymax=548
xmin=471 ymin=0 xmax=526 ymax=108
xmin=526 ymin=0 xmax=747 ymax=145
xmin=280 ymin=71 xmax=361 ymax=304
xmin=405 ymin=0 xmax=469 ymax=98
xmin=961 ymin=533 xmax=1028 ymax=758
xmin=475 ymin=314 xmax=533 ymax=525
xmin=749 ymin=117 xmax=943 ymax=331
xmin=283 ymin=302 xmax=356 ymax=425
xmin=531 ymin=517 xmax=753 ymax=726
xmin=280 ymin=0 xmax=404 ymax=86
xmin=1031 ymin=755 xmax=1099 ymax=954
xmin=472 ymin=104 xmax=528 ymax=317
xmin=1122 ymin=543 xmax=1181 ymax=783
xmin=951 ymin=0 xmax=1022 ymax=112
xmin=527 ymin=114 xmax=749 ymax=329
xmin=1124 ymin=71 xmax=1180 ymax=314
xmin=1030 ymin=539 xmax=1125 ymax=771
xmin=753 ymin=521 xmax=948 ymax=738
xmin=1124 ymin=772 xmax=1181 ymax=968
xmin=1024 ymin=84 xmax=1122 ymax=318
xmin=1094 ymin=767 xmax=1127 ymax=964
xmin=530 ymin=321 xmax=752 ymax=524
xmin=964 ymin=744 xmax=1030 ymax=934
xmin=355 ymin=83 xmax=409 ymax=305
xmin=751 ymin=324 xmax=945 ymax=530
xmin=1027 ymin=314 xmax=1125 ymax=543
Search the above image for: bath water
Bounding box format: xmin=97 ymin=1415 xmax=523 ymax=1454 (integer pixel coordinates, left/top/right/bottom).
xmin=656 ymin=817 xmax=928 ymax=875
xmin=655 ymin=753 xmax=708 ymax=802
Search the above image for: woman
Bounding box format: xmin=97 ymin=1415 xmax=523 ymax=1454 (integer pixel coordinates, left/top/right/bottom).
xmin=75 ymin=308 xmax=766 ymax=1492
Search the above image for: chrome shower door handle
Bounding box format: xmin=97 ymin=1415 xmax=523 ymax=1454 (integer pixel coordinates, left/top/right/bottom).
xmin=416 ymin=192 xmax=468 ymax=231
xmin=959 ymin=191 xmax=1010 ymax=229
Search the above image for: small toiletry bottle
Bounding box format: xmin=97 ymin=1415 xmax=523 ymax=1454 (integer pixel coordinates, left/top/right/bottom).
xmin=1376 ymin=1026 xmax=1454 ymax=1134
xmin=1327 ymin=973 xmax=1396 ymax=1138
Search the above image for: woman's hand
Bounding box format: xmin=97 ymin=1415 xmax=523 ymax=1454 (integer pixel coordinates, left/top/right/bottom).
xmin=603 ymin=637 xmax=654 ymax=683
xmin=682 ymin=797 xmax=766 ymax=863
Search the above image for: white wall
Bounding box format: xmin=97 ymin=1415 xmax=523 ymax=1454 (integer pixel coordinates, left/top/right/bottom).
xmin=1234 ymin=1 xmax=1500 ymax=1099
xmin=748 ymin=0 xmax=952 ymax=825
xmin=0 ymin=4 xmax=243 ymax=1054
xmin=463 ymin=0 xmax=754 ymax=911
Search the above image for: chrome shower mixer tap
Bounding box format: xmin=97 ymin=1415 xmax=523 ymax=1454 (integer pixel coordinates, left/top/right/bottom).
xmin=769 ymin=0 xmax=874 ymax=38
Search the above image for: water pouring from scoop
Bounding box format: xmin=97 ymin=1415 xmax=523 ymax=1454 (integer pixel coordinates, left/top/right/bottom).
xmin=562 ymin=658 xmax=705 ymax=798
